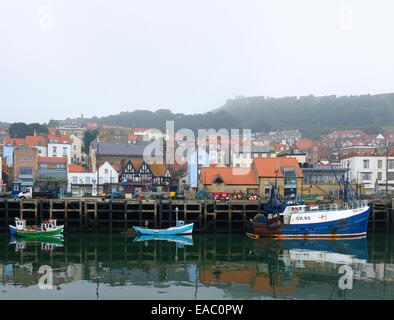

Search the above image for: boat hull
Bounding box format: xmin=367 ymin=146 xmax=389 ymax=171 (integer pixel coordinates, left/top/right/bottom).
xmin=133 ymin=223 xmax=193 ymax=235
xmin=9 ymin=225 xmax=18 ymax=235
xmin=16 ymin=226 xmax=64 ymax=238
xmin=251 ymin=207 xmax=370 ymax=239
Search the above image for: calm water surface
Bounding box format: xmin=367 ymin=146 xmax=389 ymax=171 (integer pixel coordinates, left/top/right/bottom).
xmin=0 ymin=233 xmax=393 ymax=300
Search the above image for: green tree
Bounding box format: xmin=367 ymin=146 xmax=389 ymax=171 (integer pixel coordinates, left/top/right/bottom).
xmin=83 ymin=129 xmax=99 ymax=152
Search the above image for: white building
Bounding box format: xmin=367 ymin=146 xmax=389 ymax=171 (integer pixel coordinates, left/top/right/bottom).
xmin=341 ymin=156 xmax=394 ymax=193
xmin=96 ymin=161 xmax=119 ymax=184
xmin=47 ymin=135 xmax=72 ymax=164
xmin=67 ymin=164 xmax=96 ymax=196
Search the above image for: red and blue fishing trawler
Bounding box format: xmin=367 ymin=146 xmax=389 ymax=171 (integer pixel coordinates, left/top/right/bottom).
xmin=247 ymin=164 xmax=370 ymax=239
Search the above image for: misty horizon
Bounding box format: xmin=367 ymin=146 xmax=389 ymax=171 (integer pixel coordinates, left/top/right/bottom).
xmin=1 ymin=1 xmax=394 ymax=123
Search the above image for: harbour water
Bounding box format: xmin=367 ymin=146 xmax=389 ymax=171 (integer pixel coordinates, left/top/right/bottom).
xmin=0 ymin=233 xmax=393 ymax=300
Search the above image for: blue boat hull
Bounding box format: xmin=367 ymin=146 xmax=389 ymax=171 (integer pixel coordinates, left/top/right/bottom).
xmin=133 ymin=223 xmax=194 ymax=235
xmin=251 ymin=207 xmax=370 ymax=238
xmin=9 ymin=225 xmax=17 ymax=235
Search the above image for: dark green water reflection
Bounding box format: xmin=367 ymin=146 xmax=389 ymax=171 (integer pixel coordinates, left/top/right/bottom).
xmin=0 ymin=233 xmax=393 ymax=300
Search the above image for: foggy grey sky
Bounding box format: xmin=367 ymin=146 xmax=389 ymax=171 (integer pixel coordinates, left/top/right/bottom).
xmin=1 ymin=0 xmax=394 ymax=123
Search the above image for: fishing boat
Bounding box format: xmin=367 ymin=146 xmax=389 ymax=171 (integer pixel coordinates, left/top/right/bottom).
xmin=247 ymin=163 xmax=370 ymax=239
xmin=133 ymin=207 xmax=193 ymax=235
xmin=133 ymin=220 xmax=194 ymax=235
xmin=9 ymin=218 xmax=64 ymax=238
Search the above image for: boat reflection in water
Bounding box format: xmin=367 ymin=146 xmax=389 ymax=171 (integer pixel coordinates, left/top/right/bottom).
xmin=242 ymin=237 xmax=369 ymax=298
xmin=201 ymin=237 xmax=376 ymax=299
xmin=133 ymin=234 xmax=194 ymax=248
xmin=9 ymin=235 xmax=64 ymax=253
xmin=0 ymin=234 xmax=392 ymax=299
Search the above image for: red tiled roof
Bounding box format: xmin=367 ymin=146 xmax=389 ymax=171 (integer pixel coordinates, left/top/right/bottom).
xmin=4 ymin=138 xmax=25 ymax=146
xmin=128 ymin=134 xmax=138 ymax=141
xmin=48 ymin=134 xmax=71 ymax=144
xmin=38 ymin=157 xmax=67 ymax=163
xmin=133 ymin=128 xmax=148 ymax=132
xmin=295 ymin=140 xmax=313 ymax=150
xmin=389 ymin=148 xmax=394 ymax=157
xmin=253 ymin=157 xmax=303 ymax=178
xmin=48 ymin=127 xmax=57 ymax=135
xmin=26 ymin=136 xmax=46 ymax=147
xmin=202 ymin=167 xmax=258 ymax=185
xmin=68 ymin=164 xmax=84 ymax=172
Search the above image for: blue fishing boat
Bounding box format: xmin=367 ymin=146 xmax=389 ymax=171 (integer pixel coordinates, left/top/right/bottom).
xmin=248 ymin=163 xmax=370 ymax=239
xmin=133 ymin=206 xmax=193 ymax=235
xmin=133 ymin=220 xmax=194 ymax=235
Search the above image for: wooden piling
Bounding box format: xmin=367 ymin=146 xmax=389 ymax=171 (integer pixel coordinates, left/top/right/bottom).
xmin=109 ymin=200 xmax=113 ymax=233
xmin=154 ymin=201 xmax=157 ymax=228
xmin=4 ymin=199 xmax=8 ymax=231
xmin=34 ymin=199 xmax=38 ymax=225
xmin=228 ymin=201 xmax=232 ymax=233
xmin=64 ymin=199 xmax=68 ymax=230
xmin=124 ymin=200 xmax=127 ymax=231
xmin=79 ymin=199 xmax=82 ymax=230
xmin=19 ymin=200 xmax=23 ymax=219
xmin=39 ymin=200 xmax=43 ymax=225
xmin=49 ymin=199 xmax=53 ymax=219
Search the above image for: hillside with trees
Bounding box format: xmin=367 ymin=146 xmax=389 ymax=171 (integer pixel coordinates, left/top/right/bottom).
xmin=83 ymin=93 xmax=394 ymax=140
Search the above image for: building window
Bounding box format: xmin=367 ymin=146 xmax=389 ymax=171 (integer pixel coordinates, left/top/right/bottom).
xmin=377 ymin=172 xmax=382 ymax=181
xmin=72 ymin=177 xmax=77 ymax=183
xmin=86 ymin=177 xmax=91 ymax=184
xmin=388 ymin=160 xmax=394 ymax=170
xmin=105 ymin=169 xmax=108 ymax=174
xmin=363 ymin=160 xmax=369 ymax=169
xmin=53 ymin=147 xmax=57 ymax=154
xmin=19 ymin=156 xmax=24 ymax=162
xmin=361 ymin=172 xmax=372 ymax=181
xmin=378 ymin=160 xmax=382 ymax=169
xmin=28 ymin=156 xmax=32 ymax=162
xmin=24 ymin=146 xmax=28 ymax=153
xmin=19 ymin=167 xmax=33 ymax=176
